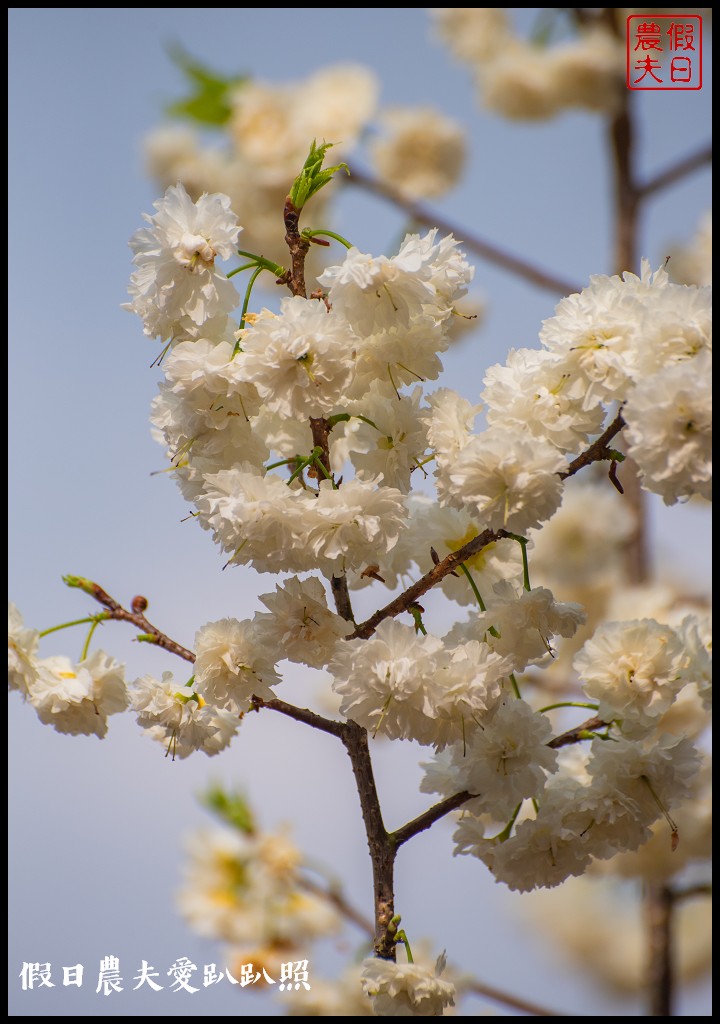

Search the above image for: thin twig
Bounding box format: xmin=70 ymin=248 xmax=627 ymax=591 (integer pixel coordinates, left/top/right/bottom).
xmin=78 ymin=582 xmax=195 ymax=663
xmin=249 ymin=694 xmax=346 ymax=739
xmin=669 ymin=882 xmax=712 ymax=903
xmin=547 ymin=716 xmax=607 ymax=749
xmin=638 ymin=144 xmax=712 ymax=199
xmin=331 ymin=575 xmax=355 ymax=624
xmin=350 ymin=528 xmax=501 ymax=640
xmin=559 ymin=411 xmax=625 ymax=480
xmin=392 ymin=792 xmax=474 ymax=849
xmin=344 ymin=164 xmax=582 ymax=297
xmin=464 ymin=979 xmax=568 ymax=1017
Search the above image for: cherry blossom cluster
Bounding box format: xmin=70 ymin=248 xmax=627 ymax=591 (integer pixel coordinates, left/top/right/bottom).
xmin=8 ymin=174 xmax=712 ymax=1013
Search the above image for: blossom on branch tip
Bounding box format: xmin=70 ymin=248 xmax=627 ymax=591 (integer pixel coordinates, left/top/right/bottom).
xmin=194 ymin=618 xmax=281 ymax=715
xmin=445 ymin=426 xmax=566 ymax=533
xmin=28 ymin=651 xmax=128 ymax=738
xmin=574 ymin=619 xmax=691 ymax=736
xmin=360 ymin=956 xmax=456 ymax=1017
xmin=447 ymin=584 xmax=586 ymax=673
xmin=421 ymin=698 xmax=558 ymax=819
xmin=235 ymin=296 xmax=354 ymax=418
xmin=130 ymin=672 xmax=239 ymax=759
xmin=125 ymin=183 xmax=241 ymax=340
xmin=254 ymin=576 xmax=353 ymax=669
xmin=8 ymin=602 xmax=40 ymax=697
xmin=623 ymin=350 xmax=712 ymax=505
xmin=330 ymin=620 xmax=511 ymax=748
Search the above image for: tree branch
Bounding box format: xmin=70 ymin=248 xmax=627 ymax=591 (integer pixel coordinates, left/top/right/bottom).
xmin=645 ymin=883 xmax=674 ymax=1016
xmin=344 ymin=164 xmax=582 ymax=297
xmin=71 ymin=580 xmax=196 ymax=663
xmin=392 ymin=792 xmax=474 ymax=849
xmin=299 ymin=868 xmax=569 ymax=1017
xmin=341 ymin=720 xmax=397 ymax=960
xmin=283 ymin=196 xmax=310 ymax=297
xmin=548 ymin=716 xmax=607 ymax=749
xmin=559 ymin=410 xmax=625 ymax=480
xmin=249 ymin=694 xmax=346 ymax=739
xmin=638 ymin=144 xmax=712 ymax=200
xmin=251 ymin=698 xmax=396 ymax=960
xmin=670 ymin=882 xmax=712 ymax=903
xmin=350 ymin=528 xmax=501 ymax=640
xmin=464 ymin=979 xmax=568 ymax=1017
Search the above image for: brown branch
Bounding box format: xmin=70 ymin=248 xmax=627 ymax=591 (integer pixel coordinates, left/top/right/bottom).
xmin=349 ymin=411 xmax=638 ymax=643
xmin=341 ymin=720 xmax=397 ymax=960
xmin=645 ymin=883 xmax=674 ymax=1016
xmin=392 ymin=792 xmax=474 ymax=849
xmin=350 ymin=528 xmax=501 ymax=640
xmin=464 ymin=979 xmax=568 ymax=1017
xmin=559 ymin=410 xmax=625 ymax=480
xmin=639 ymin=144 xmax=712 ymax=199
xmin=250 ymin=698 xmax=395 ymax=959
xmin=283 ymin=197 xmax=310 ymax=297
xmin=76 ymin=581 xmax=195 ymax=663
xmin=548 ymin=716 xmax=607 ymax=749
xmin=331 ymin=574 xmax=355 ymax=623
xmin=309 ymin=416 xmax=333 ymax=478
xmin=344 ymin=164 xmax=582 ymax=297
xmin=670 ymin=882 xmax=712 ymax=903
xmin=249 ymin=694 xmax=346 ymax=739
xmin=299 ymin=866 xmax=568 ymax=1017
xmin=308 ymin=415 xmax=357 ymax=627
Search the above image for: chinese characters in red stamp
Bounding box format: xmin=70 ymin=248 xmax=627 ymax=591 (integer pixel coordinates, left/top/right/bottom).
xmin=627 ymin=15 xmax=702 ymax=90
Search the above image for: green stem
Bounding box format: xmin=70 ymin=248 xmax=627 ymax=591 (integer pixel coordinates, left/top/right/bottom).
xmin=509 ymin=673 xmax=522 ymax=699
xmin=539 ymin=700 xmax=600 ymax=714
xmin=394 ymin=929 xmax=414 ymax=964
xmin=265 ymin=456 xmax=297 ymax=471
xmin=38 ymin=614 xmax=109 ymax=639
xmin=80 ymin=618 xmax=102 ymax=661
xmin=233 ymin=264 xmax=264 ymax=353
xmin=458 ymin=563 xmax=487 ymax=611
xmin=355 ymin=414 xmax=381 ymax=431
xmin=287 ymin=457 xmax=311 ymax=487
xmin=235 ymin=249 xmax=285 ymax=275
xmin=492 ymin=801 xmax=523 ymax=843
xmin=226 ymin=261 xmax=259 ymax=278
xmin=312 ymin=452 xmax=335 ymax=485
xmin=302 ymin=228 xmax=353 ymax=249
xmin=327 ymin=412 xmax=351 ymax=429
xmin=505 ymin=533 xmax=531 ymax=591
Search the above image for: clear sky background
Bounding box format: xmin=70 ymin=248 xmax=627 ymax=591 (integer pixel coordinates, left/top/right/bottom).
xmin=8 ymin=8 xmax=711 ymax=1017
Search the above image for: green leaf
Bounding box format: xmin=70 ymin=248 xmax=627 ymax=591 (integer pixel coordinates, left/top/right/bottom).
xmin=201 ymin=784 xmax=256 ymax=834
xmin=289 ymin=139 xmax=349 ymax=211
xmin=166 ymin=44 xmax=248 ymax=127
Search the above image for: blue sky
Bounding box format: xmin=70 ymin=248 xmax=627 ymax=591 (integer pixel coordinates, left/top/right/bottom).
xmin=9 ymin=8 xmax=711 ymax=1016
